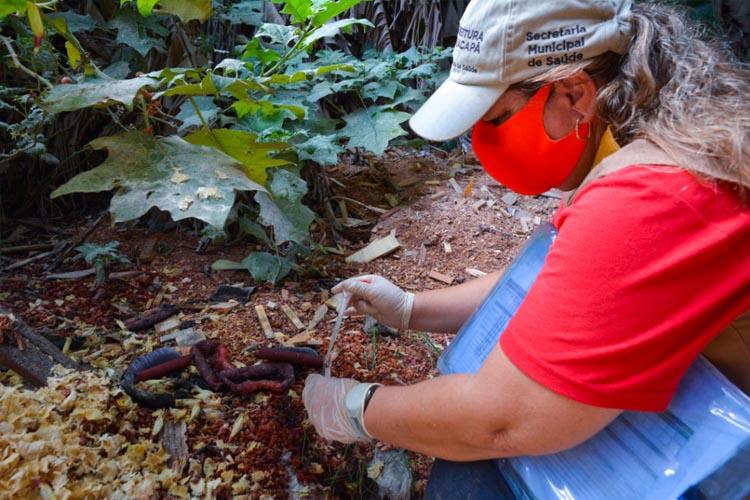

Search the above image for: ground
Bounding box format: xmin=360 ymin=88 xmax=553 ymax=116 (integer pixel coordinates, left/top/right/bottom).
xmin=0 ymin=150 xmax=559 ymax=498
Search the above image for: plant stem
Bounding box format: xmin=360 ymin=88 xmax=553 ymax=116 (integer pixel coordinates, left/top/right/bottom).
xmin=262 ymin=23 xmax=314 ymax=77
xmin=0 ymin=35 xmax=53 ymax=89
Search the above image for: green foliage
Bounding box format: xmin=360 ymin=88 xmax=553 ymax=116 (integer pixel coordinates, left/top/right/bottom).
xmin=51 ymin=131 xmax=266 ymax=228
xmin=212 ymin=252 xmax=292 ymax=284
xmin=75 ymin=241 xmax=129 ymax=266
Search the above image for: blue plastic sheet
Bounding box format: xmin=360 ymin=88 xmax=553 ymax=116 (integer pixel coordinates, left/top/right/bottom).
xmin=439 ymin=223 xmax=750 ymax=500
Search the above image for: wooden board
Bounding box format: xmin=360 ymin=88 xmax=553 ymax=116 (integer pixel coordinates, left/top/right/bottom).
xmin=281 ymin=305 xmax=305 ymax=330
xmin=428 ymin=270 xmax=455 ymax=285
xmin=346 ymin=232 xmax=401 ymax=264
xmin=255 ymin=305 xmax=274 ymax=339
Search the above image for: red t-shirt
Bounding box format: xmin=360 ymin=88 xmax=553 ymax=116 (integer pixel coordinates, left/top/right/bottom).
xmin=500 ymin=165 xmax=750 ymax=411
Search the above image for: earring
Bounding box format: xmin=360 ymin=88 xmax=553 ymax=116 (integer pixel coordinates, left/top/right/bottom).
xmin=575 ymin=119 xmax=590 ymax=140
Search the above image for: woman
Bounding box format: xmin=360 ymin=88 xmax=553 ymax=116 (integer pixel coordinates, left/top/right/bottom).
xmin=303 ymin=0 xmax=750 ymax=496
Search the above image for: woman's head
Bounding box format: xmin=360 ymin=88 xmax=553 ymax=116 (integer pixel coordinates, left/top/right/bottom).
xmin=412 ymin=0 xmax=750 ymax=192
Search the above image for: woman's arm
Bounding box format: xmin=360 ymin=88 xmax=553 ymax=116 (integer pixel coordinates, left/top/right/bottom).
xmin=363 ymin=343 xmax=621 ymax=461
xmin=410 ymin=270 xmax=503 ymax=334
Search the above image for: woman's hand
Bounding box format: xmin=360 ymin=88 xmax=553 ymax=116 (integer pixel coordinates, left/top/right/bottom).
xmin=302 ymin=374 xmax=374 ymax=444
xmin=332 ymin=275 xmax=414 ymax=331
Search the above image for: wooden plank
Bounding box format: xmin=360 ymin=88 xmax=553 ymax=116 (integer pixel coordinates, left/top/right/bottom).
xmin=306 ymin=305 xmax=328 ymax=331
xmin=281 ymin=304 xmax=305 ymax=330
xmin=346 ymin=232 xmax=401 ymax=264
xmin=465 ymin=268 xmax=487 ymax=278
xmin=428 ymin=270 xmax=455 ymax=285
xmin=255 ymin=305 xmax=274 ymax=339
xmin=283 ymin=331 xmax=323 ymax=347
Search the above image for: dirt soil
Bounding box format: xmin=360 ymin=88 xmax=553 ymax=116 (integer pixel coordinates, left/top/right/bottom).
xmin=0 ymin=150 xmax=559 ymax=498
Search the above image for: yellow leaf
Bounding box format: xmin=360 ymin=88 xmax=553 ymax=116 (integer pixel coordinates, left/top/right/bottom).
xmin=65 ymin=41 xmax=81 ymax=69
xmin=26 ymin=2 xmax=43 ymax=38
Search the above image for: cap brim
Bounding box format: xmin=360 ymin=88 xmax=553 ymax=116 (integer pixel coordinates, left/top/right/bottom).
xmin=409 ymin=79 xmax=508 ymax=142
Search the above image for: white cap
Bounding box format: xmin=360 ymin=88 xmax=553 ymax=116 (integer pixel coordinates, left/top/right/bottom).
xmin=410 ymin=0 xmax=634 ymax=142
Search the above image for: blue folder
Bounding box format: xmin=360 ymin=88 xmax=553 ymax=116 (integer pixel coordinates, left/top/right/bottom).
xmin=438 ymin=223 xmax=750 ymax=500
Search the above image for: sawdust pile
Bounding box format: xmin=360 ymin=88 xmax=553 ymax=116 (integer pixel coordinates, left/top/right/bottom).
xmin=0 ymin=367 xmax=181 ymax=498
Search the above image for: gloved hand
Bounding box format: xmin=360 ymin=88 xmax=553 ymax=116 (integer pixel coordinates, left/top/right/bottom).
xmin=303 ymin=374 xmax=377 ymax=444
xmin=332 ymin=275 xmax=414 ymax=331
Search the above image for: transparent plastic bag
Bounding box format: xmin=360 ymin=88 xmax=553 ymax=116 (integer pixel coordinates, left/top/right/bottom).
xmin=439 ymin=223 xmax=750 ymax=500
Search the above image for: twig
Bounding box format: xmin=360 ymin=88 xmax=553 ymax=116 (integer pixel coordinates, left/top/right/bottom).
xmin=49 ymin=213 xmax=107 ymax=271
xmin=0 ymin=35 xmax=53 ymax=89
xmin=5 ymin=250 xmax=55 ymax=271
xmin=0 ymin=243 xmax=56 ymax=255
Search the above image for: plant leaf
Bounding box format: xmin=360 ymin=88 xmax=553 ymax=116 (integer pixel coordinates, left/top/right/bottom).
xmin=41 ymin=76 xmax=158 ymax=113
xmin=51 ymin=131 xmax=266 ymax=228
xmin=156 ymin=0 xmax=212 ymax=22
xmin=255 ymin=169 xmax=315 ymax=245
xmin=241 ymin=252 xmax=292 ymax=283
xmin=340 ymin=108 xmax=410 ymax=155
xmin=175 ymin=96 xmax=219 ymax=133
xmin=305 ymin=18 xmax=374 ymax=45
xmin=212 ymin=252 xmax=292 ymax=283
xmin=184 ymin=128 xmax=291 ymax=185
xmin=311 ymin=0 xmax=369 ymax=26
xmin=271 ymin=0 xmax=313 ymax=24
xmin=295 ymin=134 xmax=343 ymax=166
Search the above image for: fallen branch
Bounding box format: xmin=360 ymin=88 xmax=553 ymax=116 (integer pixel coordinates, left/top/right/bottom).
xmin=0 ymin=306 xmax=79 ymax=387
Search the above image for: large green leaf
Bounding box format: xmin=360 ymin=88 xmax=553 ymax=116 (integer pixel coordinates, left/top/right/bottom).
xmin=175 ymin=96 xmax=219 ymax=133
xmin=311 ymin=0 xmax=369 ymax=26
xmin=295 ymin=134 xmax=343 ymax=166
xmin=220 ymin=0 xmax=263 ymax=25
xmin=156 ymin=0 xmax=212 ymax=22
xmin=255 ymin=170 xmax=315 ymax=245
xmin=110 ymin=8 xmax=165 ymax=56
xmin=184 ymin=128 xmax=291 ymax=185
xmin=305 ymin=18 xmax=374 ymax=45
xmin=47 ymin=12 xmax=97 ymax=33
xmin=212 ymin=252 xmax=292 ymax=284
xmin=51 ymin=132 xmax=265 ymax=228
xmin=0 ymin=0 xmax=26 ymax=18
xmin=271 ymin=0 xmax=313 ymax=24
xmin=40 ymin=76 xmax=158 ymax=113
xmin=340 ymin=108 xmax=411 ymax=155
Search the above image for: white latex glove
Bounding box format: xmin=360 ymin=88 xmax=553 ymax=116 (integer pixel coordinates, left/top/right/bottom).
xmin=303 ymin=374 xmax=373 ymax=444
xmin=332 ymin=275 xmax=414 ymax=331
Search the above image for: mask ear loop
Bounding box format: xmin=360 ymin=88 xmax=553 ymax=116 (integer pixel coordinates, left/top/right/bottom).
xmin=575 ymin=118 xmax=591 ymax=141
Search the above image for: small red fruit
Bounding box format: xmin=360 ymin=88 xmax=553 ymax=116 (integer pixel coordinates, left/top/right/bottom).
xmin=60 ymin=76 xmax=73 ymax=84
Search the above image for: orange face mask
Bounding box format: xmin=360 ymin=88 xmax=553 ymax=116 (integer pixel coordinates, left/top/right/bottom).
xmin=472 ymin=85 xmax=590 ymax=195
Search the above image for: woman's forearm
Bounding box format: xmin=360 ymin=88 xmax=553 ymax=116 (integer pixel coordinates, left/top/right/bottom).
xmin=409 ymin=270 xmax=503 ymax=333
xmin=363 ymin=374 xmax=512 ymax=461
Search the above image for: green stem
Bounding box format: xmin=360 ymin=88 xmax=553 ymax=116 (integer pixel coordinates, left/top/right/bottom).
xmin=262 ymin=23 xmax=314 ymax=77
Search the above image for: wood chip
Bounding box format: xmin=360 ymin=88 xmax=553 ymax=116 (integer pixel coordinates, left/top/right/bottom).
xmin=161 ymin=419 xmax=188 ymax=473
xmin=417 ymin=244 xmax=427 ymax=267
xmin=472 ymin=200 xmax=487 ymax=212
xmin=448 ymin=178 xmax=462 ymax=194
xmin=306 ymin=305 xmax=328 ymax=331
xmin=281 ymin=305 xmax=305 ymax=330
xmin=463 ymin=179 xmax=474 ymax=197
xmin=210 ymin=301 xmax=239 ymax=312
xmin=425 ymin=180 xmax=442 ymax=186
xmin=465 ymin=268 xmax=488 ymax=278
xmin=428 ymin=270 xmax=455 ymax=285
xmin=443 ymin=242 xmax=452 ymax=254
xmin=155 ymin=317 xmax=181 ymax=334
xmin=429 ymin=190 xmax=447 ymax=201
xmin=346 ymin=231 xmax=401 ymax=264
xmin=255 ymin=305 xmax=274 ymax=339
xmin=501 ymin=193 xmax=519 ymax=206
xmin=283 ymin=331 xmax=323 ymax=347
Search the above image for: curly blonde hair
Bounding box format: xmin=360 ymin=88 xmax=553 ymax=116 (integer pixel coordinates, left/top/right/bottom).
xmin=531 ymin=2 xmax=750 ymax=190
